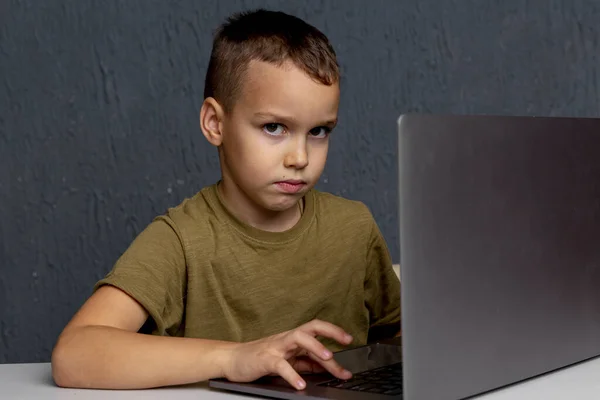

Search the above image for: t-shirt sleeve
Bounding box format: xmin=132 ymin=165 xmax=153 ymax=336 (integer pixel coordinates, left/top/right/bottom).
xmin=364 ymin=216 xmax=401 ymax=342
xmin=94 ymin=215 xmax=187 ymax=336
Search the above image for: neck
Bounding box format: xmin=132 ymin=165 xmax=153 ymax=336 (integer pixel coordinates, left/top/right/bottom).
xmin=217 ymin=179 xmax=301 ymax=232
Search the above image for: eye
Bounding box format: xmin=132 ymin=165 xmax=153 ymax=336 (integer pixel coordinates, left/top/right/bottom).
xmin=309 ymin=126 xmax=331 ymax=138
xmin=263 ymin=123 xmax=285 ymax=136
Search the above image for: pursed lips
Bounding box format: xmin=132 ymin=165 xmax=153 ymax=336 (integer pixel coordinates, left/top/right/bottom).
xmin=274 ymin=180 xmax=307 ymax=193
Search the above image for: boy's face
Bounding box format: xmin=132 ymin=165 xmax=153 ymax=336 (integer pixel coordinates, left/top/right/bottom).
xmin=210 ymin=60 xmax=340 ymax=215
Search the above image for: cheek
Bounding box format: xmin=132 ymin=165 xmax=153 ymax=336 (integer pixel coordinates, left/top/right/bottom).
xmin=309 ymin=141 xmax=329 ymax=167
xmin=223 ymin=123 xmax=259 ymax=158
xmin=226 ymin=131 xmax=276 ymax=175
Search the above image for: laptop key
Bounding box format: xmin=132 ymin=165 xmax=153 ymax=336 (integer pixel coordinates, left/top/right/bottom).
xmin=351 ymin=383 xmax=377 ymax=391
xmin=317 ymin=362 xmax=403 ymax=394
xmin=338 ymin=379 xmax=367 ymax=389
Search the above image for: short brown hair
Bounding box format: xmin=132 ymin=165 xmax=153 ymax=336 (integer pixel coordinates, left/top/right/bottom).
xmin=204 ymin=9 xmax=340 ymax=112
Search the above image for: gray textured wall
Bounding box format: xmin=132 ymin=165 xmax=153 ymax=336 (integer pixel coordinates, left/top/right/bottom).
xmin=1 ymin=0 xmax=599 ymax=363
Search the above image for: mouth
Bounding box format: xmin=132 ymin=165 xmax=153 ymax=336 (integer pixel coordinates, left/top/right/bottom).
xmin=274 ymin=180 xmax=307 ymax=194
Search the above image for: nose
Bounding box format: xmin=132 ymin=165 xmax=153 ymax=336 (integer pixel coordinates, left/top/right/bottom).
xmin=283 ymin=137 xmax=309 ymax=169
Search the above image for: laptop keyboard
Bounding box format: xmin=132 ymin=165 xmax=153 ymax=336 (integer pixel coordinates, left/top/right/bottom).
xmin=318 ymin=362 xmax=403 ymax=396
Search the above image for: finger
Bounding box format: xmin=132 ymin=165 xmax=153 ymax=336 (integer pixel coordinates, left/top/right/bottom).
xmin=307 ymin=351 xmax=353 ymax=380
xmin=285 ymin=330 xmax=335 ymax=362
xmin=286 ymin=331 xmax=352 ymax=380
xmin=300 ymin=319 xmax=354 ymax=346
xmin=291 ymin=357 xmax=327 ymax=374
xmin=268 ymin=356 xmax=307 ymax=391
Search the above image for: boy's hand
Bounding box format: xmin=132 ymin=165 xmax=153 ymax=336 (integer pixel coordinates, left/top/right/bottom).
xmin=221 ymin=319 xmax=354 ymax=390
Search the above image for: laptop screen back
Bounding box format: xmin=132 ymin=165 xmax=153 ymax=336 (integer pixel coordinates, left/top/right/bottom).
xmin=399 ymin=114 xmax=600 ymax=399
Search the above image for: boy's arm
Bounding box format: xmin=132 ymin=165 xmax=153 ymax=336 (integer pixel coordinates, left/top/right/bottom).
xmin=52 ymin=218 xmax=354 ymax=390
xmin=51 ymin=284 xmax=235 ymax=389
xmin=52 ymin=287 xmax=353 ymax=389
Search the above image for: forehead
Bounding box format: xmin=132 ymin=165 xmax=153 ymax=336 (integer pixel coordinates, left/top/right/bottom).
xmin=234 ymin=60 xmax=340 ymax=120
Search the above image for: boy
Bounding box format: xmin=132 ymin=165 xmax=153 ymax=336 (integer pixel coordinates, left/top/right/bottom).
xmin=51 ymin=9 xmax=400 ymax=392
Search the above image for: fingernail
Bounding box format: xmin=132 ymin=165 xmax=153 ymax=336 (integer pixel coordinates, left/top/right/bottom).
xmin=323 ymin=350 xmax=332 ymax=358
xmin=345 ymin=334 xmax=353 ymax=342
xmin=297 ymin=380 xmax=306 ymax=389
xmin=344 ymin=370 xmax=353 ymax=378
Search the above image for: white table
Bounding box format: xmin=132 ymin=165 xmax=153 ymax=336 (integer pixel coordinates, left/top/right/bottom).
xmin=3 ymin=358 xmax=600 ymax=399
xmin=1 ymin=363 xmax=248 ymax=399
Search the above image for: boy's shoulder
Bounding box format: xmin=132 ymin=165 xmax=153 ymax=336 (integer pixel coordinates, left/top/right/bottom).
xmin=310 ymin=190 xmax=381 ymax=242
xmin=157 ymin=184 xmax=221 ymax=232
xmin=312 ymin=189 xmax=374 ymax=222
xmin=165 ymin=185 xmax=215 ymax=216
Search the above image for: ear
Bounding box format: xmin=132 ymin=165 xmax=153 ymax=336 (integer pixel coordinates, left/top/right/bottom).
xmin=200 ymin=97 xmax=225 ymax=147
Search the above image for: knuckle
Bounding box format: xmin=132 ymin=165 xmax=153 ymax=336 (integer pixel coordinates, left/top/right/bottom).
xmin=291 ymin=329 xmax=304 ymax=341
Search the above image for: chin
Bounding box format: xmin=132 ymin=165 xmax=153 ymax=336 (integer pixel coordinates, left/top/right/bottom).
xmin=263 ymin=193 xmax=304 ymax=212
xmin=265 ymin=199 xmax=298 ymax=212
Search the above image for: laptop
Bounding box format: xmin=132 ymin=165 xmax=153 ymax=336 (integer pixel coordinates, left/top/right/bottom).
xmin=210 ymin=114 xmax=600 ymax=399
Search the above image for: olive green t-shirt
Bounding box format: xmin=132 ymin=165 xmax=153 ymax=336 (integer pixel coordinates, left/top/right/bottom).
xmin=95 ymin=183 xmax=400 ymax=351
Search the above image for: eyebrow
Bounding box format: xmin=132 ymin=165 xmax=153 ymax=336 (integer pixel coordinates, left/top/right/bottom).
xmin=253 ymin=112 xmax=338 ymax=128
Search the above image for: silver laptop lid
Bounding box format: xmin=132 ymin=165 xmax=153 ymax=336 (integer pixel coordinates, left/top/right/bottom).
xmin=399 ymin=114 xmax=600 ymax=399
